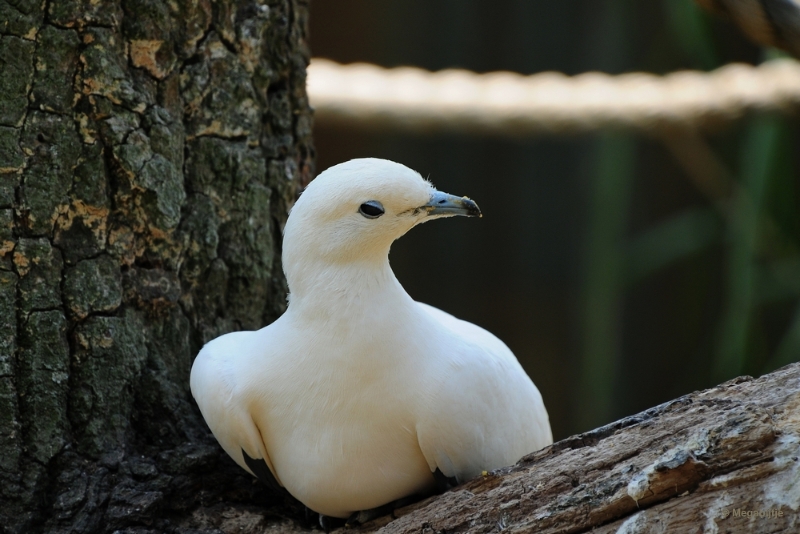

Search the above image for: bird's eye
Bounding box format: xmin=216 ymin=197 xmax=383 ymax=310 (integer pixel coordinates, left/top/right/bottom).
xmin=358 ymin=201 xmax=385 ymax=219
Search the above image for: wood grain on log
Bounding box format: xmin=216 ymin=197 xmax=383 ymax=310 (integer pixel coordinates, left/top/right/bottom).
xmin=352 ymin=363 xmax=800 ymax=533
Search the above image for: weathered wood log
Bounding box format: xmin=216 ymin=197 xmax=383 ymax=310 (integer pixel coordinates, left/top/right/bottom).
xmin=349 ymin=362 xmax=800 ymax=533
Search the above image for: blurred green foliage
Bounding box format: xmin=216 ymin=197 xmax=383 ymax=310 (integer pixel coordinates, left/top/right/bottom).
xmin=578 ymin=0 xmax=800 ymax=428
xmin=663 ymin=0 xmax=719 ymax=69
xmin=579 ymin=132 xmax=636 ymax=430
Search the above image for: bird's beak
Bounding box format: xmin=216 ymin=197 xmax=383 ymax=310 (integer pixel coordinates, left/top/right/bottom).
xmin=423 ymin=191 xmax=482 ymax=218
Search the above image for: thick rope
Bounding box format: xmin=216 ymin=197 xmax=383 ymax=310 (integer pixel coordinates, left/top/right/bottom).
xmin=307 ymin=58 xmax=800 ymax=136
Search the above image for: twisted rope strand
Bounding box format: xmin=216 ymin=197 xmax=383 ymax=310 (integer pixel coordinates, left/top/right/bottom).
xmin=307 ymin=58 xmax=800 ymax=135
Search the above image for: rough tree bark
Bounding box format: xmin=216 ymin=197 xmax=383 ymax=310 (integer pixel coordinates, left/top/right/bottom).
xmin=0 ymin=1 xmax=313 ymax=532
xmin=351 ymin=362 xmax=800 ymax=534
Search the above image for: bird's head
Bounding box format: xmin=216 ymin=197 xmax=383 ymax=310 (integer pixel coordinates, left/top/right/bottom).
xmin=283 ymin=158 xmax=481 ymax=279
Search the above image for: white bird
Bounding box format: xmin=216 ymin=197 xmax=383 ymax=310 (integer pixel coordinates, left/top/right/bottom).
xmin=190 ymin=158 xmax=552 ymax=524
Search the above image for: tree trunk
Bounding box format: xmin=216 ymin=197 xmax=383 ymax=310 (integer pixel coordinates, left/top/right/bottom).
xmin=0 ymin=1 xmax=313 ymax=532
xmin=352 ymin=362 xmax=800 ymax=533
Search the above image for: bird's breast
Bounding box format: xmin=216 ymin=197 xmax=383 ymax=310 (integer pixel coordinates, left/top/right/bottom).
xmin=242 ymin=306 xmax=444 ymax=517
xmin=258 ymin=380 xmax=435 ymax=517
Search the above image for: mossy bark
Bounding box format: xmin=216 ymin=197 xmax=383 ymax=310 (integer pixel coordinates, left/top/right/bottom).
xmin=0 ymin=1 xmax=313 ymax=532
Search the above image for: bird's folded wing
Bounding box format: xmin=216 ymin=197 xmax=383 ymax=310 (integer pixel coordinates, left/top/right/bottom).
xmin=190 ymin=337 xmax=283 ymax=490
xmin=414 ymin=302 xmax=552 ymax=484
xmin=416 ymin=388 xmax=500 ymax=485
xmin=240 ymin=428 xmax=283 ymax=493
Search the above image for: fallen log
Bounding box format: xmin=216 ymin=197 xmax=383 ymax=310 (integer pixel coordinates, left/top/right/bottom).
xmin=352 ymin=362 xmax=800 ymax=533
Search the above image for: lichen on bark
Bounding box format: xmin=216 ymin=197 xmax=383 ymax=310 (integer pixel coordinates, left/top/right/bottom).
xmin=0 ymin=1 xmax=314 ymax=532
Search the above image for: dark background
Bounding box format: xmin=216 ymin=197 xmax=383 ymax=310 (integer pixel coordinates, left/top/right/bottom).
xmin=308 ymin=0 xmax=800 ymax=440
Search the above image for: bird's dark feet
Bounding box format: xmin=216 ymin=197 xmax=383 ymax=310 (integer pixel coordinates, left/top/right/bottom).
xmin=304 ymin=477 xmax=452 ymax=531
xmin=345 ymin=494 xmax=423 ymax=527
xmin=318 ymin=514 xmax=343 ymax=533
xmin=342 ymin=471 xmax=459 ymax=528
xmin=432 ymin=467 xmax=459 ymax=493
xmin=304 ymin=507 xmax=344 ymax=532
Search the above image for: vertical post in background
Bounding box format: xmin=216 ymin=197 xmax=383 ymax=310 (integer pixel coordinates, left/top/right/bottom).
xmin=662 ymin=0 xmax=720 ymax=70
xmin=714 ymin=115 xmax=781 ymax=382
xmin=576 ymin=0 xmax=636 ymax=431
xmin=578 ymin=132 xmax=636 ymax=431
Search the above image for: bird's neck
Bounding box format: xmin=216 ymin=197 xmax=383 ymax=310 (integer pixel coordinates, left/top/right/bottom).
xmin=285 ymin=256 xmax=413 ymax=321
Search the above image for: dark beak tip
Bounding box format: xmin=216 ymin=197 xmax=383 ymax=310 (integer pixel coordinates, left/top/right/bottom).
xmin=464 ymin=198 xmax=482 ymax=218
xmin=425 ymin=191 xmax=483 ymax=218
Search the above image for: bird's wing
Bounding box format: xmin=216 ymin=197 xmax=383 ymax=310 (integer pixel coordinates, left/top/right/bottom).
xmin=413 ymin=303 xmax=552 ymax=485
xmin=190 ymin=332 xmax=283 ymax=492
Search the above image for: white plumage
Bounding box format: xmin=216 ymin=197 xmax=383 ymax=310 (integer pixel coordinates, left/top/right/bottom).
xmin=190 ymin=158 xmax=552 ymax=519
